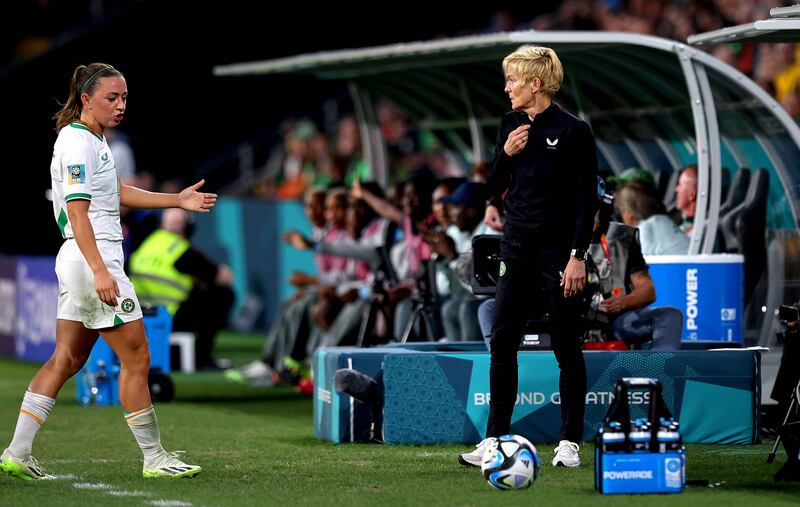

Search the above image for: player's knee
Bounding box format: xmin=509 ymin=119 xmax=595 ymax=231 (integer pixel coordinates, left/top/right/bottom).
xmin=48 ymin=351 xmax=88 ymax=377
xmin=130 ymin=347 xmax=151 ymax=371
xmin=118 ymin=341 xmax=150 ymax=372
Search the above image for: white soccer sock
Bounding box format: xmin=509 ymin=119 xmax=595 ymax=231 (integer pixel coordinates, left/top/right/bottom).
xmin=7 ymin=391 xmax=56 ymax=457
xmin=125 ymin=406 xmax=167 ymax=465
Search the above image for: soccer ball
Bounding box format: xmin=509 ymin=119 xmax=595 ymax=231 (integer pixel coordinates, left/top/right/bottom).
xmin=480 ymin=434 xmax=541 ymax=490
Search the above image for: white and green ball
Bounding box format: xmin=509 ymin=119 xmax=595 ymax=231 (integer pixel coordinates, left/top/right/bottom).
xmin=480 ymin=434 xmax=541 ymax=490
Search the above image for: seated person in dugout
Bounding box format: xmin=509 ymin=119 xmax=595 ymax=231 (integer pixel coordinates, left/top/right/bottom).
xmin=674 ymin=165 xmax=698 ymax=235
xmin=614 ymin=181 xmax=689 ymax=255
xmin=478 ymin=177 xmax=683 ymax=351
xmin=582 ymin=216 xmax=683 ymax=351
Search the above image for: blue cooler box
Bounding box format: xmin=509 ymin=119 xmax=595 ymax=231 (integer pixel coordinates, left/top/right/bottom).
xmin=76 ymin=305 xmax=172 ymax=405
xmin=645 ymin=254 xmax=743 ymax=344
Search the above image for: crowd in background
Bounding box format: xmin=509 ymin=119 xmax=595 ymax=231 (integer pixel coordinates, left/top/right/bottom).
xmin=9 ymin=1 xmax=799 ymax=194
xmin=244 ymin=0 xmax=800 ymax=201
xmin=8 ymin=1 xmax=794 ymax=371
xmin=221 ymin=160 xmax=696 ymax=387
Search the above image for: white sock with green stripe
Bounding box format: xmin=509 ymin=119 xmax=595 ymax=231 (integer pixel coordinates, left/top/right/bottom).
xmin=7 ymin=391 xmax=55 ymax=458
xmin=125 ymin=406 xmax=167 ymax=465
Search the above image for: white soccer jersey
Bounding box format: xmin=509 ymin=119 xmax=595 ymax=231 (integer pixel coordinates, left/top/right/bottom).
xmin=50 ymin=122 xmax=122 ymax=240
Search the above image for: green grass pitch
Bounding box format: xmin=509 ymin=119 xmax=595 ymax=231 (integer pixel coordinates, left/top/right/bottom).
xmin=0 ymin=332 xmax=798 ymax=506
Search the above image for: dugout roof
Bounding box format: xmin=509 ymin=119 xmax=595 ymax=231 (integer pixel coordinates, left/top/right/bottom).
xmin=215 ymin=30 xmax=800 ymax=254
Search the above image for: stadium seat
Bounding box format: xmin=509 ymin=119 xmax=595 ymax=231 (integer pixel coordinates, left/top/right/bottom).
xmin=662 ymin=169 xmax=680 ymax=210
xmin=655 ymin=169 xmax=670 ymax=204
xmin=170 ymin=332 xmax=196 ymax=373
xmin=720 ymin=168 xmax=769 ymax=304
xmin=715 ymin=168 xmax=751 ymax=252
xmin=719 ymin=166 xmax=731 ymax=210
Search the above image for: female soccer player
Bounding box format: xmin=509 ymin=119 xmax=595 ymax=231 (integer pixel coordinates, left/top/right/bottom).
xmin=0 ymin=63 xmax=216 ymax=480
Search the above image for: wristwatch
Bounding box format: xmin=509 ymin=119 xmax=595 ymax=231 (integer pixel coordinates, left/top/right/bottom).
xmin=570 ymin=248 xmax=588 ymax=261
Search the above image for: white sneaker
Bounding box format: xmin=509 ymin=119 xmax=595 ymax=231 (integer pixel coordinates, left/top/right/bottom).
xmin=458 ymin=437 xmax=497 ymax=467
xmin=224 ymin=360 xmax=275 ymax=387
xmin=552 ymin=440 xmax=581 ymax=467
xmin=0 ymin=448 xmax=54 ymax=480
xmin=143 ymin=451 xmax=202 ymax=478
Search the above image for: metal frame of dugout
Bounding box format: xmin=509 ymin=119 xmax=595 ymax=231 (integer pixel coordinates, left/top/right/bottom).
xmin=215 ymin=28 xmax=800 ymax=408
xmin=215 ymin=29 xmax=800 ymax=349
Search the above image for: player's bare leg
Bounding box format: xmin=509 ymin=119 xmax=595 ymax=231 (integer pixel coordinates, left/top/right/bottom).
xmin=102 ymin=319 xmax=201 ymax=478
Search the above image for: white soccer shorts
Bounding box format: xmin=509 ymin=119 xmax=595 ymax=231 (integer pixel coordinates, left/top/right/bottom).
xmin=56 ymin=238 xmax=143 ymax=329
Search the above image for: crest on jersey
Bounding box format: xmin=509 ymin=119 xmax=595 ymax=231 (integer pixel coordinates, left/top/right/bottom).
xmin=67 ymin=164 xmax=85 ymax=185
xmin=121 ymin=298 xmax=136 ymax=313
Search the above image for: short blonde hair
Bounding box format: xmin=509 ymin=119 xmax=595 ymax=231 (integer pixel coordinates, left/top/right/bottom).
xmin=502 ymin=45 xmax=563 ymax=98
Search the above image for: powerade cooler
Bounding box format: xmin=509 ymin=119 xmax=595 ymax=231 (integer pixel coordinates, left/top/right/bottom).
xmin=75 ymin=305 xmax=173 ymax=405
xmin=595 ymin=377 xmax=685 ymax=495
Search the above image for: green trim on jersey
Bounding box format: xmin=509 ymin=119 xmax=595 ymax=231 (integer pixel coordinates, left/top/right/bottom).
xmin=65 ymin=193 xmax=92 ymax=202
xmin=113 ymin=315 xmax=124 ymax=327
xmin=57 ymin=209 xmax=69 ymax=238
xmin=69 ymin=122 xmax=104 ymax=143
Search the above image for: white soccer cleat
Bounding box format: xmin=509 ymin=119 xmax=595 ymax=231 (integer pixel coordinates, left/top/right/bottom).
xmin=458 ymin=437 xmax=498 ymax=467
xmin=143 ymin=451 xmax=202 ymax=478
xmin=552 ymin=440 xmax=581 ymax=468
xmin=0 ymin=448 xmax=54 ymax=480
xmin=224 ymin=360 xmax=275 ymax=387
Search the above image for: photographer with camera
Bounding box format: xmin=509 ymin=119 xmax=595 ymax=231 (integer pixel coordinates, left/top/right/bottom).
xmin=582 ymin=185 xmax=683 ymax=351
xmin=771 ymin=302 xmax=800 ymax=482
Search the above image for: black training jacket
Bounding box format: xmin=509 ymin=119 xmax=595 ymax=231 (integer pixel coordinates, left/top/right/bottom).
xmin=486 ymin=102 xmax=598 ymax=251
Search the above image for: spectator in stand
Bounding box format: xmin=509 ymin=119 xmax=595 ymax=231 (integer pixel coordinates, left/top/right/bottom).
xmin=226 ymin=187 xmax=354 ymax=387
xmin=260 ymin=119 xmax=319 ymax=200
xmin=674 ymin=165 xmax=698 ymax=234
xmin=335 ymin=115 xmax=370 ymax=187
xmin=427 ymin=182 xmax=497 ymax=341
xmin=284 ymin=183 xmax=389 ymax=349
xmin=351 ymin=173 xmax=440 ymax=341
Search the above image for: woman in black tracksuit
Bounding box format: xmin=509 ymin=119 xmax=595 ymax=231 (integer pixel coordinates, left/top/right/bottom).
xmin=459 ymin=45 xmax=597 ymax=469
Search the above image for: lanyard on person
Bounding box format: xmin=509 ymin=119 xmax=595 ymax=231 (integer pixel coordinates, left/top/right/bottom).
xmin=600 ymin=234 xmax=611 ymax=263
xmin=600 ymin=234 xmax=622 ymax=297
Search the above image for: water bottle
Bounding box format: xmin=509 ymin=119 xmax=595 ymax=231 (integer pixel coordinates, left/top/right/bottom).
xmin=93 ymin=359 xmax=108 ymax=404
xmin=629 ymin=418 xmax=652 ymax=453
xmin=81 ymin=360 xmax=109 ymax=405
xmin=657 ymin=417 xmax=682 ymax=453
xmin=81 ymin=369 xmax=96 ymax=405
xmin=601 ymin=421 xmax=626 ymax=453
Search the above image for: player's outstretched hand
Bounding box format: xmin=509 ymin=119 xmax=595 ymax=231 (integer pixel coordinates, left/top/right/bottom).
xmin=179 ymin=179 xmax=217 ymax=212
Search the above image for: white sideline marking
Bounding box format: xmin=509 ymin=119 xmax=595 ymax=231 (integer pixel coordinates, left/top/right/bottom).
xmin=50 ymin=473 xmax=78 ymax=480
xmin=416 ymin=451 xmax=453 ymax=458
xmin=67 ymin=473 xmax=190 ymax=507
xmin=107 ymin=490 xmax=150 ymax=497
xmin=73 ymin=482 xmax=114 ymax=490
xmin=51 ymin=458 xmax=120 ymax=464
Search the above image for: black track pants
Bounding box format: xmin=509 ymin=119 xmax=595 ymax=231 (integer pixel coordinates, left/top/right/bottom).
xmin=486 ymin=233 xmax=587 ymax=442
